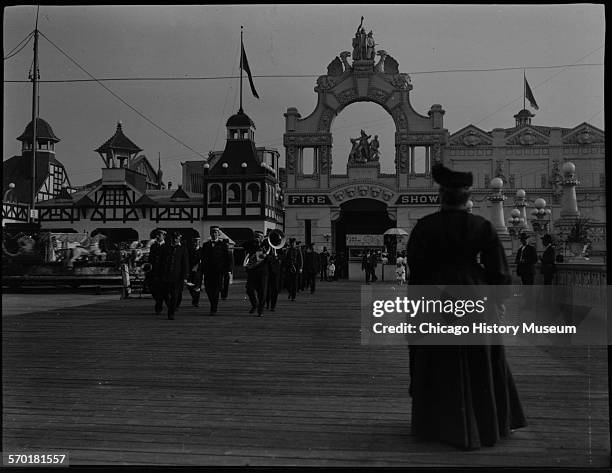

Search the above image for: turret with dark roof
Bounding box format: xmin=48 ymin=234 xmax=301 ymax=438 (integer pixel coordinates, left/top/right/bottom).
xmin=95 ymin=121 xmax=143 ymax=169
xmin=17 ymin=117 xmax=61 ymax=144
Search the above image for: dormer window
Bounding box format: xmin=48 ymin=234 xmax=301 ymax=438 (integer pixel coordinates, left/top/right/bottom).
xmin=227 ymin=183 xmax=241 ymax=203
xmin=209 ymin=184 xmax=222 ymax=203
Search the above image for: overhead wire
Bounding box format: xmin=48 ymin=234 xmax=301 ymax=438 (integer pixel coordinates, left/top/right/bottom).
xmin=37 ymin=30 xmax=207 ymax=160
xmin=3 ymin=30 xmax=35 ymax=60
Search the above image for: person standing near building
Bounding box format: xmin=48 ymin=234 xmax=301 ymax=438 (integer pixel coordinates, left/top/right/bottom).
xmin=200 ymin=226 xmax=232 ymax=316
xmin=515 ymin=232 xmax=537 ymax=285
xmin=302 ymin=244 xmax=320 ymax=294
xmin=148 ymin=229 xmax=166 ymax=314
xmin=187 ymin=237 xmax=202 ymax=307
xmin=159 ymin=232 xmax=189 ymax=320
xmin=540 ymin=234 xmax=556 ymax=285
xmin=244 ymin=230 xmax=269 ymax=316
xmin=320 ymin=247 xmax=330 ymax=281
xmin=406 ymin=163 xmax=526 ymax=450
xmin=362 ymin=249 xmax=378 ymax=284
xmin=284 ymin=238 xmax=303 ymax=301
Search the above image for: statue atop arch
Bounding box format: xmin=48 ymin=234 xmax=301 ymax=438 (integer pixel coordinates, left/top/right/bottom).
xmin=348 ymin=130 xmax=380 ymax=164
xmin=352 ymin=17 xmax=376 ymax=61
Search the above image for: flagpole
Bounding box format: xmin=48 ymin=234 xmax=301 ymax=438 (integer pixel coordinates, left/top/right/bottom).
xmin=523 ymin=69 xmax=526 ymax=110
xmin=30 ymin=6 xmax=40 ymax=223
xmin=240 ymin=26 xmax=243 ymax=113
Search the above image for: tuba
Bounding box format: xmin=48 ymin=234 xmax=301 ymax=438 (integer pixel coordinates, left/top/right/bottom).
xmin=243 ymin=230 xmax=286 ymax=270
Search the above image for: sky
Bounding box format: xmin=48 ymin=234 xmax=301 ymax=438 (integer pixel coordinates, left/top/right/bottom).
xmin=3 ymin=4 xmax=605 ymax=188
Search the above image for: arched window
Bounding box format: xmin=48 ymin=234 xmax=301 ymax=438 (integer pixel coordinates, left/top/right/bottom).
xmin=209 ymin=184 xmax=222 ymax=203
xmin=247 ymin=183 xmax=260 ymax=202
xmin=227 ymin=183 xmax=241 ymax=203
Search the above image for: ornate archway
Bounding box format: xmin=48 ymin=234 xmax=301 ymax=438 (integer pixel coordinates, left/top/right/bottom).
xmin=283 ymin=20 xmax=448 ymax=190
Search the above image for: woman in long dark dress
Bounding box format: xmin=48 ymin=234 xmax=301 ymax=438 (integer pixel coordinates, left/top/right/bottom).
xmin=406 ymin=163 xmax=527 ymax=450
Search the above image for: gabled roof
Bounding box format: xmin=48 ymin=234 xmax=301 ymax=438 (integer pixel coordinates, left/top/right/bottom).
xmin=2 ymin=153 xmax=61 ymax=203
xmin=95 ymin=122 xmax=142 ymax=154
xmin=17 ymin=117 xmax=60 ymax=143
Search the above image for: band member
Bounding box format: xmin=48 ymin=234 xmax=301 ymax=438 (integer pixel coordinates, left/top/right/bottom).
xmin=515 ymin=232 xmax=538 ymax=285
xmin=148 ymin=229 xmax=166 ymax=314
xmin=200 ymin=226 xmax=232 ymax=316
xmin=187 ymin=237 xmax=202 ymax=307
xmin=302 ymin=244 xmax=320 ymax=294
xmin=220 ymin=238 xmax=232 ymax=300
xmin=283 ymin=238 xmax=303 ymax=301
xmin=266 ymin=244 xmax=282 ymax=312
xmin=159 ymin=232 xmax=189 ymax=320
xmin=245 ymin=230 xmax=269 ymax=316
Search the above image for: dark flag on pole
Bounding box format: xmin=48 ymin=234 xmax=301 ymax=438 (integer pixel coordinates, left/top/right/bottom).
xmin=241 ymin=41 xmax=260 ymax=99
xmin=524 ymin=77 xmax=539 ymax=110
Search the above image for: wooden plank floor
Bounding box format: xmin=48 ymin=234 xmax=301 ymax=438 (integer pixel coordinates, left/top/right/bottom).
xmin=2 ymin=280 xmax=609 ymax=467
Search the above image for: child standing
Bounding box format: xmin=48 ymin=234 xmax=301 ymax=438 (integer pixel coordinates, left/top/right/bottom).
xmin=395 ymin=261 xmax=406 ymax=285
xmin=327 ymin=260 xmax=336 ymax=281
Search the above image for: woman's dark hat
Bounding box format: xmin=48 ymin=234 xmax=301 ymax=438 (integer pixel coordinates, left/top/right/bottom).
xmin=432 ymin=163 xmax=473 ymax=187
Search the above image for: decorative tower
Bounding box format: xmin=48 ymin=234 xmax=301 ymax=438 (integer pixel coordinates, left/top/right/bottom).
xmin=514 ymin=109 xmax=535 ymax=127
xmin=95 ymin=121 xmax=142 ymax=169
xmin=17 ymin=117 xmax=60 ymax=156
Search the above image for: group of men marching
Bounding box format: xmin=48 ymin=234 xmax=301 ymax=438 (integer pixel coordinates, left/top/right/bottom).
xmin=146 ymin=227 xmax=332 ymax=319
xmin=147 ymin=226 xmax=231 ymax=319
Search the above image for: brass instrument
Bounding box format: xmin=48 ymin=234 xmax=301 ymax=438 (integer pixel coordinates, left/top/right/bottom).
xmin=243 ymin=229 xmax=285 ymax=270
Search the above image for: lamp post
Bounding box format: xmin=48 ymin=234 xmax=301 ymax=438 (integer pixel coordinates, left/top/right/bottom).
xmin=514 ymin=189 xmax=528 ymax=229
xmin=530 ymin=197 xmax=552 ymax=253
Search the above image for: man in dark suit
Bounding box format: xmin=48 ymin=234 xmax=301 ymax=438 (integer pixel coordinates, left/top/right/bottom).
xmin=245 ymin=230 xmax=269 ymax=316
xmin=303 ymin=244 xmax=320 ymax=294
xmin=200 ymin=226 xmax=232 ymax=316
xmin=540 ymin=234 xmax=556 ymax=285
xmin=283 ymin=238 xmax=303 ymax=301
xmin=160 ymin=232 xmax=190 ymax=320
xmin=362 ymin=250 xmax=378 ymax=284
xmin=148 ymin=229 xmax=166 ymax=314
xmin=515 ymin=232 xmax=538 ymax=285
xmin=186 ymin=237 xmax=202 ymax=307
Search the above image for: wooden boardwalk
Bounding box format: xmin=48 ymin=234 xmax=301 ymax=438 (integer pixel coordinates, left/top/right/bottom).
xmin=2 ymin=280 xmax=609 ymax=467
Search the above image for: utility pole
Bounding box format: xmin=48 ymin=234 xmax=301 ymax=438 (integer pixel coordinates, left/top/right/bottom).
xmin=29 ymin=9 xmax=40 ymax=223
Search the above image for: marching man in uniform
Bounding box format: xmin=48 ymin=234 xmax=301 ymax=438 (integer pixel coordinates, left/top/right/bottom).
xmin=244 ymin=230 xmax=269 ymax=317
xmin=200 ymin=226 xmax=232 ymax=316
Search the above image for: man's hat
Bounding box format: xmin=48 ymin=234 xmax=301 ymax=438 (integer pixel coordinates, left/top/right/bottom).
xmin=171 ymin=231 xmax=182 ymax=239
xmin=519 ymin=232 xmax=529 ymax=241
xmin=210 ymin=225 xmax=220 ymax=231
xmin=152 ymin=229 xmax=167 ymax=237
xmin=432 ymin=163 xmax=473 ymax=188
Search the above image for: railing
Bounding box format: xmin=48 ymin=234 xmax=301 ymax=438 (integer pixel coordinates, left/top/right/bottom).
xmin=2 ymin=202 xmax=30 ymax=223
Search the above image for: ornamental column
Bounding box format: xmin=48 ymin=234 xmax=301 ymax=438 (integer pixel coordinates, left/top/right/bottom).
xmin=560 ymin=162 xmax=580 ymax=217
xmin=488 ymin=177 xmax=508 ymax=235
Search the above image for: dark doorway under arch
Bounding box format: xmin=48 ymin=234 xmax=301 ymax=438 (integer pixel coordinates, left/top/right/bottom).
xmin=333 ymin=199 xmax=395 ymax=278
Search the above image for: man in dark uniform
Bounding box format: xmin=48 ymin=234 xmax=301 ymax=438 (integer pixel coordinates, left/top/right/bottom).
xmin=303 ymin=244 xmax=320 ymax=294
xmin=406 ymin=163 xmax=525 ymax=450
xmin=200 ymin=226 xmax=232 ymax=316
xmin=159 ymin=232 xmax=189 ymax=320
xmin=515 ymin=232 xmax=538 ymax=285
xmin=186 ymin=237 xmax=202 ymax=307
xmin=265 ymin=244 xmax=282 ymax=312
xmin=320 ymin=247 xmax=330 ymax=281
xmin=540 ymin=234 xmax=556 ymax=285
xmin=148 ymin=229 xmax=166 ymax=314
xmin=245 ymin=230 xmax=269 ymax=316
xmin=283 ymin=238 xmax=303 ymax=301
xmin=220 ymin=238 xmax=232 ymax=301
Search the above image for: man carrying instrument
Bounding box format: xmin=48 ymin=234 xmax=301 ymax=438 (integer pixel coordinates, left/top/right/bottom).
xmin=244 ymin=230 xmax=269 ymax=317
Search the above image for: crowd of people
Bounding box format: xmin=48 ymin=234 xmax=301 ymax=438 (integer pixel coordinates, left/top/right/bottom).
xmin=142 ymin=227 xmax=351 ymax=319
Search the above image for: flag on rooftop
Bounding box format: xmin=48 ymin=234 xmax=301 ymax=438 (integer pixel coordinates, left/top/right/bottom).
xmin=524 ymin=77 xmax=539 ymax=110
